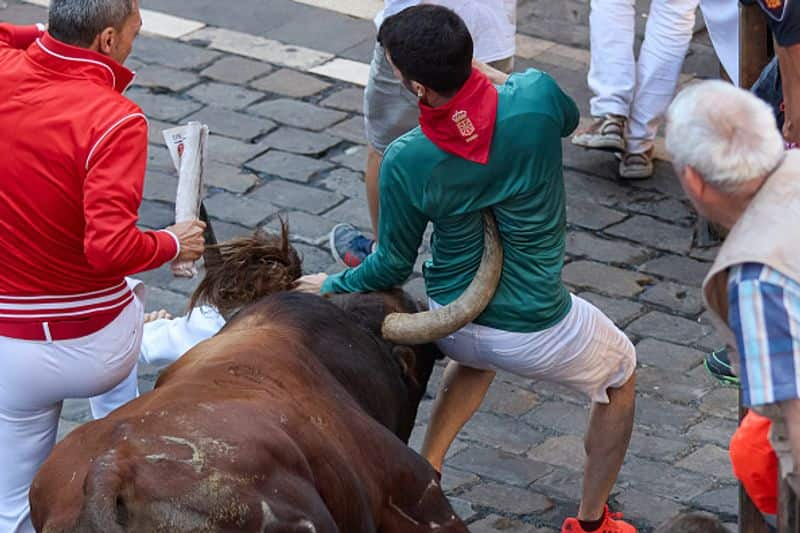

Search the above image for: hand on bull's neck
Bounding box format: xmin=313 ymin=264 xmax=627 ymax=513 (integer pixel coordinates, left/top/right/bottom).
xmin=294 ymin=273 xmax=329 ymax=294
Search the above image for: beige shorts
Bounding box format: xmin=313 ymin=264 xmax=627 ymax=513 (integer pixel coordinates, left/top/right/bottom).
xmin=431 ymin=294 xmax=636 ymax=404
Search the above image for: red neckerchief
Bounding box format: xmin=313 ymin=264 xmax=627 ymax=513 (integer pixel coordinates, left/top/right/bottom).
xmin=418 ymin=68 xmax=498 ymax=165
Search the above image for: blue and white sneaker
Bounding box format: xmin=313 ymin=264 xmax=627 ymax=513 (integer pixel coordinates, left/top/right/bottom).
xmin=329 ymin=223 xmax=375 ymax=267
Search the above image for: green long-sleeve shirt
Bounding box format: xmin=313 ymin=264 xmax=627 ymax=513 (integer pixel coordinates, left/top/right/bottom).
xmin=321 ymin=69 xmax=580 ymax=333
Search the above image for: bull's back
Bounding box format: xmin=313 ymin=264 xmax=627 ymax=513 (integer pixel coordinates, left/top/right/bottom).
xmin=32 ymin=332 xmax=383 ymax=532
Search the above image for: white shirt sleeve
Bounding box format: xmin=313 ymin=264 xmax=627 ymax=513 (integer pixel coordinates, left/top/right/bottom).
xmin=140 ymin=305 xmax=226 ymax=367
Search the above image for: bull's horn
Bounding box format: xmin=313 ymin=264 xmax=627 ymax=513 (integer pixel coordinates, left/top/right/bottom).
xmin=382 ymin=209 xmax=503 ymax=345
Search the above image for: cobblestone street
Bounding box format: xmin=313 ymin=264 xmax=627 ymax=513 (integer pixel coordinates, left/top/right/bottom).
xmin=2 ymin=0 xmax=740 ymax=531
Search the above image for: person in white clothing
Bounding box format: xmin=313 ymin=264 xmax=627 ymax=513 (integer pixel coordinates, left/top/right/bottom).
xmin=328 ymin=0 xmax=517 ymax=266
xmin=572 ymin=0 xmax=701 ymax=179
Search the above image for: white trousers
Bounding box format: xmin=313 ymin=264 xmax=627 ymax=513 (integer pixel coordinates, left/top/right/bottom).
xmin=588 ymin=0 xmax=700 ymax=154
xmin=0 ymin=289 xmax=144 ymax=533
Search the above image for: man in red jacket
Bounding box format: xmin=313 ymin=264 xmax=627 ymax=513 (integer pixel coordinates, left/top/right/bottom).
xmin=0 ymin=1 xmax=205 ymax=531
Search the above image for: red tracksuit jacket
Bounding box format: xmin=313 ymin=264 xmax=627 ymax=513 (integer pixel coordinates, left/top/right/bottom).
xmin=0 ymin=24 xmax=178 ymax=337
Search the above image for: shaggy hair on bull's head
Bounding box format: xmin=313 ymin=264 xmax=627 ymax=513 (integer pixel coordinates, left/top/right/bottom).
xmin=188 ymin=222 xmax=302 ymax=318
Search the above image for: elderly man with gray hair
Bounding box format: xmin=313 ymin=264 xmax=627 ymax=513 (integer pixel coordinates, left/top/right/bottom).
xmin=666 ymin=80 xmax=800 ymax=480
xmin=0 ymin=1 xmax=206 ymax=531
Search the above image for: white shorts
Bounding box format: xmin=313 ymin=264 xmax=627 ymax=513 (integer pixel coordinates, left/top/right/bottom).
xmin=431 ymin=294 xmax=636 ymax=404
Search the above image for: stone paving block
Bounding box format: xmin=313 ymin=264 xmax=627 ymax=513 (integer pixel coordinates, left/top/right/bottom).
xmin=577 ymin=292 xmax=645 ymax=328
xmin=531 ymin=467 xmax=585 ymax=503
xmin=686 ymin=417 xmax=739 ymax=447
xmin=566 ymin=231 xmax=650 ymax=265
xmin=265 ymin=211 xmax=337 ymax=245
xmin=247 ymin=150 xmax=333 ymax=183
xmin=185 ymin=106 xmax=276 ymax=140
xmin=449 ymin=447 xmax=552 ymax=487
xmin=528 ymin=435 xmax=585 ymax=471
xmin=563 ymin=170 xmax=629 ymax=207
xmin=676 ymin=445 xmax=733 ymax=480
xmin=441 ymin=466 xmax=479 ymax=494
xmin=138 ymin=200 xmax=174 ymax=229
xmin=320 ymin=88 xmax=365 ymax=113
xmin=462 ymin=483 xmax=555 ymax=515
xmin=566 ymin=199 xmax=628 ymax=231
xmin=328 ymin=116 xmax=366 ymax=144
xmin=143 ymin=170 xmax=177 ymax=203
xmin=635 ymin=338 xmax=705 ymax=372
xmin=319 ymin=168 xmax=366 ymax=200
xmin=147 ymin=145 xmax=175 ymax=173
xmin=135 ymin=264 xmax=200 ymax=297
xmin=468 ymin=514 xmax=555 ymax=533
xmin=324 ymin=198 xmax=372 ymax=232
xmin=207 ymin=135 xmax=270 ymax=167
xmin=294 ymin=243 xmax=335 ymax=274
xmin=448 ymin=497 xmax=476 ymax=521
xmin=563 ymin=261 xmax=651 ymax=298
xmin=131 ymin=64 xmax=200 ymax=92
xmin=250 ymin=68 xmax=331 ymax=97
xmin=619 ymin=456 xmax=715 ymax=502
xmin=460 ymin=411 xmax=545 ymax=454
xmin=201 ymin=56 xmax=273 ymax=84
xmin=205 ymin=161 xmax=259 ymax=193
xmin=145 ymin=287 xmax=189 ymax=316
xmin=481 ymin=380 xmax=540 ymax=417
xmin=266 ymin=7 xmax=375 ymax=55
xmin=204 ymin=192 xmax=279 ymax=227
xmin=624 ymin=195 xmax=695 ymax=226
xmin=640 ymin=255 xmax=710 ymax=287
xmin=692 ymin=486 xmax=739 ymax=518
xmin=128 ymin=89 xmax=204 ymax=122
xmin=641 ymin=281 xmax=705 ymax=317
xmin=634 ymin=397 xmax=702 ymax=438
xmin=132 ymin=35 xmax=221 ymax=69
xmin=605 ymin=215 xmax=693 ymax=254
xmin=187 ymin=81 xmax=265 ymax=110
xmin=331 ymin=145 xmax=368 ymax=171
xmin=616 ymin=490 xmax=687 ymax=528
xmin=261 ymin=127 xmax=342 ymax=156
xmin=691 ymin=246 xmax=720 ymax=262
xmin=251 ymin=180 xmax=344 ymax=215
xmin=562 ymin=143 xmax=620 ymax=182
xmin=524 ymin=401 xmax=589 ymax=435
xmin=626 ymin=311 xmax=711 ymax=347
xmin=147 ymin=119 xmax=177 ymax=146
xmin=61 ymin=398 xmax=92 ymax=423
xmin=636 ymin=367 xmax=714 ymax=403
xmin=57 ymin=419 xmax=81 ymax=443
xmin=698 ymin=388 xmax=739 ymax=420
xmin=210 ymin=220 xmax=254 ymax=242
xmin=249 ymin=98 xmax=347 ymax=131
xmin=627 ymin=433 xmax=688 ymax=462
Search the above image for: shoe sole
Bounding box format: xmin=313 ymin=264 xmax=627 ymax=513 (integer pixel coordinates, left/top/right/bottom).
xmin=329 ymin=223 xmax=349 ymax=267
xmin=571 ymin=135 xmax=626 ymax=153
xmin=618 ymin=165 xmax=653 ymax=180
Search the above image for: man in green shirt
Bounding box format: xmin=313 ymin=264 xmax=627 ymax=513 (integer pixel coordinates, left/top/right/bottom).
xmin=298 ymin=6 xmax=637 ymax=532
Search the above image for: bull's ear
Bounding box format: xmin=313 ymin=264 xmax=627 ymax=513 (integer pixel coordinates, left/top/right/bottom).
xmin=392 ymin=345 xmax=418 ymax=385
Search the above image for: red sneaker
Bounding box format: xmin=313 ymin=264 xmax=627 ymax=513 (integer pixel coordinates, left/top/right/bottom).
xmin=561 ymin=506 xmax=636 ymax=533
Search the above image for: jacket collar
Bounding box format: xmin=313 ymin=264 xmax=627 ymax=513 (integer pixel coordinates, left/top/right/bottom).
xmin=26 ymin=32 xmax=135 ymax=93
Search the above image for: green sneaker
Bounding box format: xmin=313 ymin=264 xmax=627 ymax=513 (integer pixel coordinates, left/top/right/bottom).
xmin=704 ymin=348 xmax=740 ymax=387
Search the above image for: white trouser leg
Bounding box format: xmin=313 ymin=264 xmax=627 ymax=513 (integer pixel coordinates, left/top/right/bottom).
xmin=0 ymin=299 xmax=142 ymax=533
xmin=588 ymin=0 xmax=637 ymax=118
xmin=89 ymin=362 xmax=140 ymax=419
xmin=627 ymin=0 xmax=700 ymax=154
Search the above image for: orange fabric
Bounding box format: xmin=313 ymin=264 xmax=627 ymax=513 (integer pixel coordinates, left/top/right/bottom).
xmin=730 ymin=411 xmax=779 ymax=515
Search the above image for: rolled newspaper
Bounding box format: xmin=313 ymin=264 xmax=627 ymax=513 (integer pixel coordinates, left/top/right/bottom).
xmin=163 ymin=122 xmax=209 ymax=278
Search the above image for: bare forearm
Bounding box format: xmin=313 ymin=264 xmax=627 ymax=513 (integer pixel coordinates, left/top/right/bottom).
xmin=776 ymin=43 xmax=800 ymax=143
xmin=472 ymin=59 xmax=509 ymax=85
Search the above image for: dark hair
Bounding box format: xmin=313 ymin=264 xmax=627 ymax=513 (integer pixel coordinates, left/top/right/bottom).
xmin=655 ymin=512 xmax=728 ymax=533
xmin=378 ymin=4 xmax=473 ymax=96
xmin=49 ymin=0 xmax=134 ymax=48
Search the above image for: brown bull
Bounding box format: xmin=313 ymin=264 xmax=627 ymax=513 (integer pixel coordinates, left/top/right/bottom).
xmin=29 ymin=227 xmax=474 ymax=532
